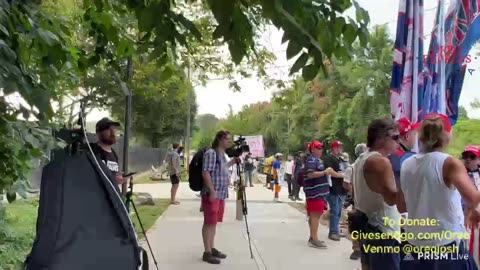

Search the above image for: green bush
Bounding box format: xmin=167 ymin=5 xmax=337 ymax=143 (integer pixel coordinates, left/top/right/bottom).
xmin=446 ymin=119 xmax=480 ymax=157
xmin=0 ymin=199 xmax=39 ymax=270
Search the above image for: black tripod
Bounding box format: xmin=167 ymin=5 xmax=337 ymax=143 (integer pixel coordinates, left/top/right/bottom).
xmin=235 ymin=158 xmax=254 ymax=259
xmin=125 ymin=180 xmax=160 ymax=270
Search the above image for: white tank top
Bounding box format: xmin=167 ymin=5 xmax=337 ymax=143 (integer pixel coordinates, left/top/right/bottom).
xmin=353 ymin=151 xmax=401 ymax=237
xmin=401 ymin=152 xmax=466 ymax=246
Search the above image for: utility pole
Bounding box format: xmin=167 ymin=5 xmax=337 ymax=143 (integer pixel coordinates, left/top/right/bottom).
xmin=121 ymin=56 xmax=133 ymax=197
xmin=185 ymin=57 xmax=192 ymax=171
xmin=287 ymin=113 xmax=290 ymax=157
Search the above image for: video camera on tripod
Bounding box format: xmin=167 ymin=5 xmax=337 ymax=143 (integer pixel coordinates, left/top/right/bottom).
xmin=226 ymin=135 xmax=254 ymax=259
xmin=226 ymin=136 xmax=250 ymax=158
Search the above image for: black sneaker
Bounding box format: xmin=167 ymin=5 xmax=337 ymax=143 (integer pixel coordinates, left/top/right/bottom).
xmin=212 ymin=248 xmax=227 ymax=259
xmin=203 ymin=252 xmax=220 ymax=264
xmin=350 ymin=251 xmax=361 ymax=260
xmin=296 ymin=197 xmax=303 ymax=201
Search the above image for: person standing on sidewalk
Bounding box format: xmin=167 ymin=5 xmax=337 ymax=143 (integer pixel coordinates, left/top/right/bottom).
xmin=201 ymin=130 xmax=238 ymax=264
xmin=285 ymin=156 xmax=295 ymax=200
xmin=461 ymin=145 xmax=480 ymax=267
xmin=353 ymin=119 xmax=401 ymax=270
xmin=344 ymin=143 xmax=367 ymax=260
xmin=292 ymin=151 xmax=306 ymax=201
xmin=263 ymin=154 xmax=275 ymax=189
xmin=305 ymin=140 xmax=333 ymax=249
xmin=272 ymin=153 xmax=283 ymax=201
xmin=401 ymin=114 xmax=480 ymax=270
xmin=166 ymin=143 xmax=182 ymax=205
xmin=323 ymin=140 xmax=348 ymax=241
xmin=244 ymin=153 xmax=255 ymax=187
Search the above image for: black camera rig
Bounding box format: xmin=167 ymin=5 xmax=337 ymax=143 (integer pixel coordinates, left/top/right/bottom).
xmin=226 ymin=135 xmax=250 ymax=158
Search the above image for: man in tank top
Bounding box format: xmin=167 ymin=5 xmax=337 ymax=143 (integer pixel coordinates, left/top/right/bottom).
xmin=353 ymin=118 xmax=402 ymax=270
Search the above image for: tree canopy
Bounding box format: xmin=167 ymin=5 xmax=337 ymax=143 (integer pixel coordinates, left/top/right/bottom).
xmin=202 ymin=25 xmax=391 ymax=157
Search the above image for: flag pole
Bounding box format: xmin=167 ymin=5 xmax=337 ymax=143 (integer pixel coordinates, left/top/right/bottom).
xmin=412 ymin=0 xmax=420 ymax=153
xmin=438 ymin=0 xmax=447 ymax=115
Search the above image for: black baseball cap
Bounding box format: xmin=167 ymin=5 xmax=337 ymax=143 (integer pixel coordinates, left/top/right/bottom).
xmin=96 ymin=117 xmax=120 ymax=132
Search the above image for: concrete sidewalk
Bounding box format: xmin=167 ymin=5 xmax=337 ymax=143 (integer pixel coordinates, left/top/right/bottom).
xmin=137 ymin=182 xmax=360 ymax=270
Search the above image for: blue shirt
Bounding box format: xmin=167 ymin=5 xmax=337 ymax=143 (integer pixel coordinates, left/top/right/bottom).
xmin=389 ymin=148 xmax=416 ymax=189
xmin=202 ymin=149 xmax=229 ymax=200
xmin=400 ymin=152 xmax=415 ymax=165
xmin=304 ymin=154 xmax=330 ymax=200
xmin=273 ymin=160 xmax=281 ymax=169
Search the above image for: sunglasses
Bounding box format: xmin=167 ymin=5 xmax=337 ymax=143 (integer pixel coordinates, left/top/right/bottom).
xmin=390 ymin=134 xmax=400 ymax=141
xmin=462 ymin=154 xmax=477 ymax=160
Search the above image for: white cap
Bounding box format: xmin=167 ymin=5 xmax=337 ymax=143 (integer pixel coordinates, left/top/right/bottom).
xmin=275 ymin=153 xmax=283 ymax=157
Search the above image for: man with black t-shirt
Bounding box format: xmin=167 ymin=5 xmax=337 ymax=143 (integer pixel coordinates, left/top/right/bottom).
xmin=323 ymin=140 xmax=347 ymax=241
xmin=92 ymin=117 xmax=129 ymax=187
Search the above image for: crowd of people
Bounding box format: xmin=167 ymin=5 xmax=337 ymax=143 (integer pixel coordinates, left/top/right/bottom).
xmin=190 ymin=113 xmax=480 ymax=269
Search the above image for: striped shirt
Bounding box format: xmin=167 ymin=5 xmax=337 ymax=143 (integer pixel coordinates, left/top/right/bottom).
xmin=304 ymin=154 xmax=330 ymax=200
xmin=202 ymin=149 xmax=229 ymax=200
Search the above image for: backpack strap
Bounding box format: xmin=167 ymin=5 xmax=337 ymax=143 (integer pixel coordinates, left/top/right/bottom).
xmin=211 ymin=148 xmax=221 ymax=165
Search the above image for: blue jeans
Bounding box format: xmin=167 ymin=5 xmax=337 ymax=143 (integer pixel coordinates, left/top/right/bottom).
xmin=327 ymin=194 xmax=346 ymax=235
xmin=245 ymin=170 xmax=253 ymax=186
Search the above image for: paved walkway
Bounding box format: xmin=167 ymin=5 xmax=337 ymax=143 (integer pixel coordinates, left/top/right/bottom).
xmin=135 ymin=176 xmax=360 ymax=270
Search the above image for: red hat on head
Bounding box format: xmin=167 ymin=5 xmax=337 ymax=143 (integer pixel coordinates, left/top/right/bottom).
xmin=397 ymin=117 xmax=421 ymax=136
xmin=308 ymin=140 xmax=324 ymax=152
xmin=422 ymin=113 xmax=452 ymax=132
xmin=463 ymin=145 xmax=480 ymax=157
xmin=331 ymin=141 xmax=343 ymax=148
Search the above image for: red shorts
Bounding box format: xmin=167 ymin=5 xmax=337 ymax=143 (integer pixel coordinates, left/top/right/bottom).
xmin=202 ymin=196 xmax=226 ymax=225
xmin=306 ymin=199 xmax=326 ymax=214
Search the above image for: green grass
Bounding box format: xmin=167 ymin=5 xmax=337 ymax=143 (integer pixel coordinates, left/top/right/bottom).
xmin=1 ymin=199 xmax=39 ymax=270
xmin=134 ymin=174 xmax=158 ymax=184
xmin=0 ymin=197 xmax=169 ymax=269
xmin=134 ymin=171 xmax=188 ymax=184
xmin=131 ymin=199 xmax=170 ymax=238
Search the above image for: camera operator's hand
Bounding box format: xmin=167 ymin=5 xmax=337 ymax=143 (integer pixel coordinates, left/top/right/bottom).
xmin=115 ymin=173 xmax=129 ymax=185
xmin=209 ymin=191 xmax=217 ymax=202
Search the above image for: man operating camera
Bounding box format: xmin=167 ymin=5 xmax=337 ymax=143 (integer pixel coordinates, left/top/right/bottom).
xmin=92 ymin=117 xmax=130 ymax=186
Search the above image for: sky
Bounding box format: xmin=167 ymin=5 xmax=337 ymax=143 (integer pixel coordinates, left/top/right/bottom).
xmin=12 ymin=0 xmax=478 ymax=121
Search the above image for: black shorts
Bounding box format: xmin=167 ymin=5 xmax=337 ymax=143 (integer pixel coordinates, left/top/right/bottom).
xmin=170 ymin=174 xmax=180 ymax=184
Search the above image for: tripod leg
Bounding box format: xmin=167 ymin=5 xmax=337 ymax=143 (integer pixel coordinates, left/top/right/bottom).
xmin=130 ymin=200 xmax=160 ymax=270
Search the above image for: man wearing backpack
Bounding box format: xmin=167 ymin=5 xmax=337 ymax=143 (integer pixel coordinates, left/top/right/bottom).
xmin=200 ymin=130 xmax=238 ymax=264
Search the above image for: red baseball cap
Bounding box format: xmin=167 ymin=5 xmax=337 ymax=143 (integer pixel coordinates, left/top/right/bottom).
xmin=463 ymin=145 xmax=480 ymax=157
xmin=422 ymin=113 xmax=452 ymax=132
xmin=308 ymin=140 xmax=324 ymax=152
xmin=397 ymin=117 xmax=421 ymax=136
xmin=331 ymin=141 xmax=343 ymax=148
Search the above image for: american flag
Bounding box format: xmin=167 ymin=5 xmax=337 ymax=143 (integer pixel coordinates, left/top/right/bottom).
xmin=390 ymin=0 xmax=424 ymax=123
xmin=420 ymin=0 xmax=480 ymax=124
